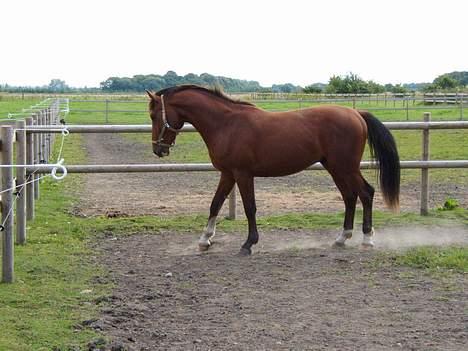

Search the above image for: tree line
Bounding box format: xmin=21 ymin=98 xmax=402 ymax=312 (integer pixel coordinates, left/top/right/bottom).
xmin=100 ymin=71 xmax=263 ymax=93
xmin=303 ymin=72 xmax=468 ymax=94
xmin=1 ymin=71 xmax=466 ymax=94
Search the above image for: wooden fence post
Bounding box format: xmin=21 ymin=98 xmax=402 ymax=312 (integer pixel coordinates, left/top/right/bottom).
xmin=15 ymin=120 xmax=27 ymax=244
xmin=420 ymin=112 xmax=431 ymax=215
xmin=40 ymin=112 xmax=46 ymax=164
xmin=105 ymin=99 xmax=109 ymax=124
xmin=1 ymin=126 xmax=15 ymax=283
xmin=33 ymin=114 xmax=40 ymax=200
xmin=460 ymin=94 xmax=464 ymax=120
xmin=46 ymin=108 xmax=50 ymax=162
xmin=26 ymin=117 xmax=35 ymax=221
xmin=227 ymin=186 xmax=237 ymax=220
xmin=405 ymin=98 xmax=409 ymax=120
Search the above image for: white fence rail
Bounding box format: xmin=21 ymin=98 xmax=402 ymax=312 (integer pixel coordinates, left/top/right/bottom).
xmin=27 ymin=120 xmax=468 ymax=133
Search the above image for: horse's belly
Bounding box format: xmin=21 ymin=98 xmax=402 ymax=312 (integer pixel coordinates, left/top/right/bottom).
xmin=252 ymin=157 xmax=320 ymax=177
xmin=246 ymin=141 xmax=321 ymax=176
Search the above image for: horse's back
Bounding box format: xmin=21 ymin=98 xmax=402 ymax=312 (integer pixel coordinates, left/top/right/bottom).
xmin=221 ymin=105 xmax=367 ymax=177
xmin=298 ymin=105 xmax=368 ymax=171
xmin=258 ymin=105 xmax=368 ymax=151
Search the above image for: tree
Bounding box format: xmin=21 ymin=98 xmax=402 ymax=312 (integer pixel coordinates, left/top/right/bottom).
xmin=100 ymin=71 xmax=265 ymax=92
xmin=326 ymin=73 xmax=368 ymax=93
xmin=48 ymin=79 xmax=69 ymax=92
xmin=140 ymin=76 xmax=164 ymax=91
xmin=163 ymin=71 xmax=179 ymax=86
xmin=325 ymin=73 xmax=388 ymax=94
xmin=433 ymin=75 xmax=458 ymax=90
xmin=438 ymin=71 xmax=468 ymax=87
xmin=423 ymin=73 xmax=464 ymax=92
xmin=271 ymin=83 xmax=302 ymax=93
xmin=367 ymin=80 xmax=385 ymax=94
xmin=325 ymin=75 xmax=341 ymax=93
xmin=303 ymin=84 xmax=323 ymax=93
xmin=385 ymin=84 xmax=408 ymax=94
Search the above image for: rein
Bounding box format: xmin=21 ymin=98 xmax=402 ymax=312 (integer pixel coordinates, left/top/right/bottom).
xmin=152 ymin=94 xmax=182 ymax=148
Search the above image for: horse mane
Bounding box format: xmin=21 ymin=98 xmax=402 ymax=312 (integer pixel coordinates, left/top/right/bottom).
xmin=155 ymin=85 xmax=254 ymax=106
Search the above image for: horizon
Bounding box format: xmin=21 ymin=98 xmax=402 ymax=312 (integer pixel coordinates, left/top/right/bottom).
xmin=1 ymin=70 xmax=446 ymax=90
xmin=1 ymin=0 xmax=467 ymax=88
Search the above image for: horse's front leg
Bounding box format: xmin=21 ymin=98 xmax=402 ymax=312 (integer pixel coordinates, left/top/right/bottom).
xmin=198 ymin=172 xmax=235 ymax=251
xmin=234 ymin=172 xmax=258 ymax=256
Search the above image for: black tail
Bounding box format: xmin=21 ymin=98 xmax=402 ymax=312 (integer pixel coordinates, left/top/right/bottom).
xmin=359 ymin=111 xmax=400 ymax=211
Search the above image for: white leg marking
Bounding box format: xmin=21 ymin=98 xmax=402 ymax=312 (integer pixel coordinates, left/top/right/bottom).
xmin=198 ymin=217 xmax=216 ymax=250
xmin=362 ymin=227 xmax=375 ymax=248
xmin=334 ymin=229 xmax=353 ymax=246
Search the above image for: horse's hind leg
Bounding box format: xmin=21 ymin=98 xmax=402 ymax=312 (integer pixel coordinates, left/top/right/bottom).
xmin=358 ymin=175 xmax=375 ymax=247
xmin=332 ymin=171 xmax=376 ymax=248
xmin=234 ymin=172 xmax=258 ymax=256
xmin=328 ymin=174 xmax=358 ymax=247
xmin=198 ymin=172 xmax=235 ymax=251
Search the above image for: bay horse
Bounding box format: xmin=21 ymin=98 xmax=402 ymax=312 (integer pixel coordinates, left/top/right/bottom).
xmin=146 ymin=85 xmax=400 ymax=255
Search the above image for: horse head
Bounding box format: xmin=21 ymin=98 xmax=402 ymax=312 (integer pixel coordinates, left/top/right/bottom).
xmin=146 ymin=89 xmax=183 ymax=157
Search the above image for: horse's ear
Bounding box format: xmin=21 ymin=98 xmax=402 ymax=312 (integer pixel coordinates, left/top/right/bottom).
xmin=145 ymin=89 xmax=157 ymax=101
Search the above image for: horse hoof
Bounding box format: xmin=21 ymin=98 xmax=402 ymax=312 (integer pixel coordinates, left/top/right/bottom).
xmin=332 ymin=241 xmax=346 ymax=249
xmin=198 ymin=242 xmax=211 ymax=252
xmin=238 ymin=247 xmax=251 ymax=256
xmin=360 ymin=242 xmax=374 ymax=250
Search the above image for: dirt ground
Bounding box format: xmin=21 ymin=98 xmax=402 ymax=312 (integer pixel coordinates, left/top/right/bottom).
xmin=77 ymin=134 xmax=467 ymax=350
xmin=90 ymin=229 xmax=467 ymax=351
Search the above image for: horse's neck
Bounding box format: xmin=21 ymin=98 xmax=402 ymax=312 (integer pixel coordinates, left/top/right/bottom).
xmin=182 ymin=101 xmax=232 ymax=145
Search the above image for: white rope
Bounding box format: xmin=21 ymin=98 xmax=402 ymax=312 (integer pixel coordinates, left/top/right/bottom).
xmin=5 ymin=97 xmax=68 ymax=120
xmin=50 ymin=159 xmax=67 ymax=180
xmin=0 ymin=172 xmax=50 ymax=231
xmin=0 ymin=98 xmax=70 ymax=230
xmin=0 ymin=162 xmax=66 ymax=195
xmin=0 ymin=193 xmax=19 ymax=231
xmin=56 ymin=130 xmax=67 ymax=160
xmin=0 ymin=118 xmax=70 ymax=194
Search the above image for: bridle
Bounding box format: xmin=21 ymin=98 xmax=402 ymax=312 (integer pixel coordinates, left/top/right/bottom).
xmin=152 ymin=94 xmax=182 ymax=148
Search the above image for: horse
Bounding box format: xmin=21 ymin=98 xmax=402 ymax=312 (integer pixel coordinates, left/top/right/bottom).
xmin=146 ymin=85 xmax=400 ymax=256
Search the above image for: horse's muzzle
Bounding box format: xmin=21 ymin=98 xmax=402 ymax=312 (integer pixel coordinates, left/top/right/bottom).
xmin=153 ymin=145 xmax=170 ymax=158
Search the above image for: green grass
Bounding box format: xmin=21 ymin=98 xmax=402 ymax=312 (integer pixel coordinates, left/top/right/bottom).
xmin=394 ymin=246 xmax=468 ymax=272
xmin=254 ymin=100 xmax=464 ymax=121
xmin=0 ymin=97 xmax=43 ymax=119
xmin=0 ymin=134 xmax=111 ymax=350
xmin=68 ymin=98 xmax=148 ymax=124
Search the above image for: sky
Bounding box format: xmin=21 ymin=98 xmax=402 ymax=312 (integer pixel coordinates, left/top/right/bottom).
xmin=1 ymin=0 xmax=467 ymax=88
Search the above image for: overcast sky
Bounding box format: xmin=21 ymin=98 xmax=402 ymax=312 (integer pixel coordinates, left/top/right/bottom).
xmin=1 ymin=0 xmax=466 ymax=88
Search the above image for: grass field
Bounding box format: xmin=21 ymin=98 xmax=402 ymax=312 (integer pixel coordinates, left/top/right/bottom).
xmin=0 ymin=94 xmax=466 ymax=350
xmin=0 ymin=98 xmax=42 ymax=119
xmin=63 ymin=97 xmax=466 ymax=124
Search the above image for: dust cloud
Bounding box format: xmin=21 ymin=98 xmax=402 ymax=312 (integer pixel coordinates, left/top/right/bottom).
xmin=344 ymin=225 xmax=468 ymax=250
xmin=155 ymin=225 xmax=467 ymax=257
xmin=263 ymin=226 xmax=468 ymax=253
